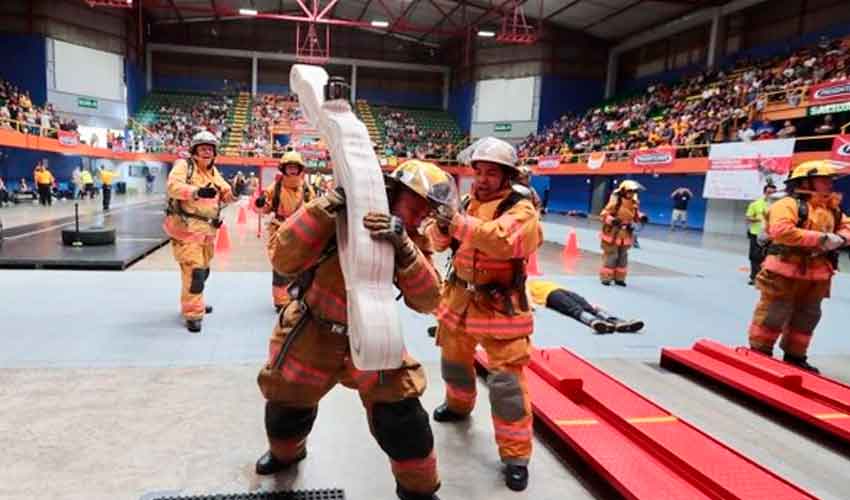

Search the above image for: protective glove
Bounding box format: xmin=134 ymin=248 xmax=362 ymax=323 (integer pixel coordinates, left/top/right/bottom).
xmin=819 ymin=233 xmax=847 ymax=252
xmin=434 ymin=204 xmax=456 ymax=233
xmin=756 ymin=231 xmax=771 ymax=247
xmin=196 ymin=184 xmax=218 ymax=199
xmin=317 ymin=186 xmax=346 ymax=214
xmin=639 ymin=214 xmax=649 ymax=224
xmin=625 ymin=223 xmax=636 ymax=232
xmin=363 ymin=212 xmax=418 ymax=269
xmin=254 ymin=195 xmax=267 ymax=208
xmin=609 ymin=217 xmax=622 ymax=227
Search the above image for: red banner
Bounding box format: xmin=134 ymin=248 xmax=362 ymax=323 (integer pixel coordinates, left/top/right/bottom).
xmin=808 ymin=79 xmax=850 ymax=104
xmin=631 ymin=147 xmax=674 ymax=167
xmin=57 ymin=130 xmax=79 ymax=147
xmin=832 ymin=135 xmax=850 ymax=164
xmin=537 ymin=155 xmax=561 ymax=169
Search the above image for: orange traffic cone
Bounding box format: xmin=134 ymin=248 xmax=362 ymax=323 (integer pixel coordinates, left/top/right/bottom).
xmin=527 ymin=251 xmax=542 ymax=276
xmin=563 ymin=229 xmax=580 ymax=258
xmin=237 ymin=205 xmax=248 ymax=225
xmin=216 ymin=222 xmax=231 ymax=252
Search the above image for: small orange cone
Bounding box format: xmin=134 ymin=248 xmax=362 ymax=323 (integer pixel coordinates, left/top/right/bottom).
xmin=527 ymin=252 xmax=542 ymax=276
xmin=563 ymin=229 xmax=580 ymax=258
xmin=216 ymin=222 xmax=231 ymax=252
xmin=237 ymin=205 xmax=248 ymax=225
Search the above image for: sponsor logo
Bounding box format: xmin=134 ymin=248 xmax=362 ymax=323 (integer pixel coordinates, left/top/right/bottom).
xmin=837 ymin=143 xmax=850 ymax=158
xmin=813 ymin=82 xmax=850 ymax=100
xmin=633 ymin=152 xmax=672 ymax=165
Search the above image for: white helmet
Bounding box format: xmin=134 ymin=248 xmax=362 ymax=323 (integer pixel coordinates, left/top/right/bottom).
xmin=190 ymin=130 xmax=219 ymax=155
xmin=458 ymin=137 xmax=518 ymax=171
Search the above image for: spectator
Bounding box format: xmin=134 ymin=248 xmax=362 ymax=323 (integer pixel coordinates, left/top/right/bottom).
xmin=776 ymin=120 xmax=797 ymax=138
xmin=71 ymin=166 xmax=82 ymax=200
xmin=145 ymin=169 xmax=155 ymax=194
xmin=814 ymin=114 xmax=835 ymax=134
xmin=0 ymin=176 xmax=9 ymax=207
xmin=745 ymin=183 xmax=776 ymax=285
xmin=670 ymin=187 xmax=693 ymax=231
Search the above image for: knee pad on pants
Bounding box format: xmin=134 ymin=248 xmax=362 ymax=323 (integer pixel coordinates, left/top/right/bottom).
xmin=265 ymin=402 xmax=318 ymax=440
xmin=272 ymin=271 xmax=288 ymax=287
xmin=189 ymin=268 xmax=208 ymax=294
xmin=441 ymin=358 xmax=475 ymax=389
xmin=488 ymin=371 xmax=526 ymax=422
xmin=372 ymin=398 xmax=434 ymax=460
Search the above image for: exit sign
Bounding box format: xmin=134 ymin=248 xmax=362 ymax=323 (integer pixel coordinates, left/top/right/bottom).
xmin=494 ymin=123 xmax=512 ymax=132
xmin=78 ymin=97 xmax=98 ymax=109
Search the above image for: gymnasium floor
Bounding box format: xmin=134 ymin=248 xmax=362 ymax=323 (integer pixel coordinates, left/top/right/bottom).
xmin=1 ymin=198 xmax=849 ymax=500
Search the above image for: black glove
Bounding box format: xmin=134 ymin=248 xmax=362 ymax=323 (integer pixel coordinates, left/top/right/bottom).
xmin=639 ymin=214 xmax=649 ymax=224
xmin=196 ymin=184 xmax=218 ymax=199
xmin=625 ymin=223 xmax=636 ymax=232
xmin=363 ymin=212 xmax=418 ymax=269
xmin=610 ymin=217 xmax=622 ymax=227
xmin=255 ymin=195 xmax=266 ymax=208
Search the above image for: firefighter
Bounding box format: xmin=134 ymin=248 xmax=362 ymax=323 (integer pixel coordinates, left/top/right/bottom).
xmin=255 ymin=160 xmax=458 ymax=500
xmin=527 ymin=279 xmax=644 ymax=334
xmin=599 ymin=180 xmax=648 ymax=286
xmin=255 ymin=151 xmax=315 ymax=312
xmin=163 ymin=130 xmax=234 ymax=333
xmin=748 ymin=161 xmax=850 ymax=373
xmin=425 ymin=137 xmax=542 ymax=492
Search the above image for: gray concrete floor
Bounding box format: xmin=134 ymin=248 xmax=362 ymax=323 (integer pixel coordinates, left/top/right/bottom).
xmin=1 ymin=206 xmax=850 ymax=500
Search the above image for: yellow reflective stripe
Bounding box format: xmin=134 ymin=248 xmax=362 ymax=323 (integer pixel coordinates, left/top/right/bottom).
xmin=626 ymin=415 xmax=678 ymax=424
xmin=816 ymin=413 xmax=850 ymax=420
xmin=556 ymin=419 xmax=599 ymax=426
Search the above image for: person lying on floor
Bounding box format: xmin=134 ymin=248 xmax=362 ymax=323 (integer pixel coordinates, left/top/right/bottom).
xmin=527 ymin=279 xmax=644 ymax=334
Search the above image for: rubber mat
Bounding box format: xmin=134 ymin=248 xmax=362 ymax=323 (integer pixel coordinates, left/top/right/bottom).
xmin=149 ymin=489 xmax=344 ymax=500
xmin=661 ymin=338 xmax=850 ymax=443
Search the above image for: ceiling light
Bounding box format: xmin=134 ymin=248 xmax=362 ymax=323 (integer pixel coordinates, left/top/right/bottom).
xmin=239 ymin=8 xmax=258 ymax=16
xmin=371 ymin=20 xmax=389 ymax=28
xmin=477 ymin=30 xmax=495 ymax=38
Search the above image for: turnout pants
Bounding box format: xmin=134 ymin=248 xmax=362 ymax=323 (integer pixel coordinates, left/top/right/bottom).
xmin=600 ymin=241 xmax=629 ymax=282
xmin=437 ymin=325 xmax=533 ymax=465
xmin=171 ymin=239 xmax=214 ymax=321
xmin=748 ymin=270 xmax=831 ymax=357
xmin=258 ymin=306 xmax=439 ymax=496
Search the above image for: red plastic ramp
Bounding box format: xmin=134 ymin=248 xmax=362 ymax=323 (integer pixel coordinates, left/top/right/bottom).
xmin=475 ymin=347 xmax=815 ymax=500
xmin=661 ymin=338 xmax=850 ymax=443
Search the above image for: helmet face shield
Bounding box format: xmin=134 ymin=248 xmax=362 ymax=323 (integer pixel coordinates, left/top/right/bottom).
xmin=389 ymin=161 xmax=460 ymax=213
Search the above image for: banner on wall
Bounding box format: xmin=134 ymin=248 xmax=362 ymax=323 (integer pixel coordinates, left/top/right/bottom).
xmin=808 ymin=79 xmax=850 ymax=105
xmin=631 ymin=147 xmax=674 ymax=168
xmin=831 ymin=135 xmax=850 ymax=165
xmin=587 ymin=151 xmax=606 ymax=170
xmin=704 ymin=138 xmax=795 ymax=200
xmin=537 ymin=155 xmax=561 ymax=169
xmin=57 ymin=130 xmax=79 ymax=147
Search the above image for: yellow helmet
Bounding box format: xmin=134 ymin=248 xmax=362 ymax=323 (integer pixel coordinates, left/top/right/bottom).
xmin=280 ymin=151 xmax=305 ymax=170
xmin=614 ymin=180 xmax=645 ymax=193
xmin=786 ymin=160 xmax=840 ymax=184
xmin=387 ymin=160 xmax=459 ymax=211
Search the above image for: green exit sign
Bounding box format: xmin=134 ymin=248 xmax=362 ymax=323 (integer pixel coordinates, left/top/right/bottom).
xmin=494 ymin=123 xmax=512 ymax=132
xmin=78 ymin=97 xmax=98 ymax=109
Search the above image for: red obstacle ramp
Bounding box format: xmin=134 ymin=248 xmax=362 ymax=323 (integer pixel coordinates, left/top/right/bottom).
xmin=475 ymin=347 xmax=816 ymax=500
xmin=661 ymin=338 xmax=850 ymax=443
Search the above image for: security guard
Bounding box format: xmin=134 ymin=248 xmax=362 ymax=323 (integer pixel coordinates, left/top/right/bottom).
xmin=748 ymin=161 xmax=850 ymax=372
xmin=599 ymin=180 xmax=648 ymax=286
xmin=163 ymin=130 xmax=234 ymax=333
xmin=99 ymin=167 xmax=115 ymax=211
xmin=255 ymin=151 xmax=315 ymax=312
xmin=426 ymin=137 xmax=542 ymax=492
xmin=256 ymin=160 xmax=458 ymax=500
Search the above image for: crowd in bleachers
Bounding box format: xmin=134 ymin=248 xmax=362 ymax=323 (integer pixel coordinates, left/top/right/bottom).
xmin=136 ymin=93 xmax=232 ymax=154
xmin=0 ymin=78 xmax=79 ymax=139
xmin=376 ymin=108 xmax=461 ymax=160
xmin=519 ymin=35 xmax=850 ymax=162
xmin=242 ymin=93 xmax=300 ymax=157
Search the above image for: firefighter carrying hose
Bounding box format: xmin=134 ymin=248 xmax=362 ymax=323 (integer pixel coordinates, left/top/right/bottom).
xmin=425 ymin=137 xmax=542 ymax=492
xmin=255 ymin=151 xmax=315 ymax=312
xmin=748 ymin=161 xmax=850 ymax=373
xmin=255 ymin=160 xmax=458 ymax=500
xmin=599 ymin=180 xmax=648 ymax=286
xmin=164 ymin=130 xmax=234 ymax=333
